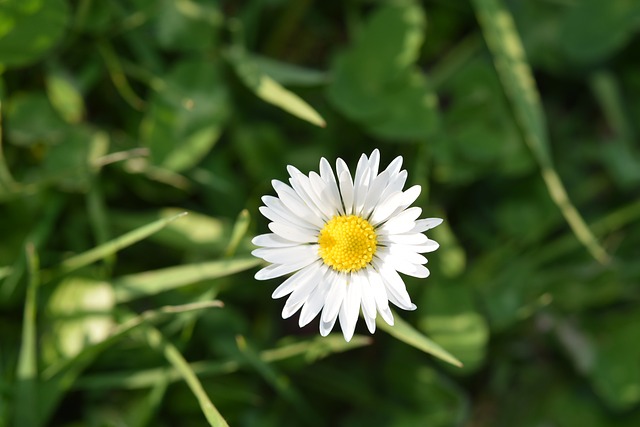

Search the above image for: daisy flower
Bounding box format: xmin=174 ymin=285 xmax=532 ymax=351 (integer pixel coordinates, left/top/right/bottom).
xmin=252 ymin=149 xmax=442 ymax=342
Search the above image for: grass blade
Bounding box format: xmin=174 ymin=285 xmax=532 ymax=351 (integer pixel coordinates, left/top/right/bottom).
xmin=377 ymin=312 xmax=463 ymax=368
xmin=14 ymin=244 xmax=40 ymax=427
xmin=143 ymin=325 xmax=229 ymax=427
xmin=38 ymin=300 xmax=223 ymax=425
xmin=227 ymin=47 xmax=326 ymax=127
xmin=59 ymin=211 xmax=188 ymax=275
xmin=113 ymin=257 xmax=260 ymax=302
xmin=471 ymin=0 xmax=610 ymax=264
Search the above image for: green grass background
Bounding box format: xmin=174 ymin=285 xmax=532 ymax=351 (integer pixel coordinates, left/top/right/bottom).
xmin=1 ymin=0 xmax=640 ymax=425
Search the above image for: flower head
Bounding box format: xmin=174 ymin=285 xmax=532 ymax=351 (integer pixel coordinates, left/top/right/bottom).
xmin=252 ymin=150 xmax=442 ymax=341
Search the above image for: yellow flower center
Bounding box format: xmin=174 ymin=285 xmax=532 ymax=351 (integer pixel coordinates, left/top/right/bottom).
xmin=318 ymin=215 xmax=377 ymax=273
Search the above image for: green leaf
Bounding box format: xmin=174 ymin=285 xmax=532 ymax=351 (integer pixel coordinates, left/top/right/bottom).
xmin=141 ymin=59 xmax=230 ymax=172
xmin=14 ymin=244 xmax=39 ymax=427
xmin=377 ymin=311 xmax=463 ymax=368
xmin=6 ymin=92 xmax=68 ymax=146
xmin=0 ymin=0 xmax=70 ymax=68
xmin=43 ymin=277 xmax=115 ymax=363
xmin=419 ymin=281 xmax=489 ymax=373
xmin=45 ymin=66 xmax=86 ymax=124
xmin=471 ymin=0 xmax=610 ymax=264
xmin=58 ymin=211 xmax=188 ymax=275
xmin=113 ymin=257 xmax=261 ymax=303
xmin=155 ymin=0 xmax=222 ymax=52
xmin=583 ymin=309 xmax=640 ymax=411
xmin=560 ymin=0 xmax=640 ymax=64
xmin=327 ymin=1 xmax=439 ymax=140
xmin=227 ymin=47 xmax=326 ymax=127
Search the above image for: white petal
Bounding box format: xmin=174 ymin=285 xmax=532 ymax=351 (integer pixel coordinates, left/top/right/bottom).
xmin=374 ymin=259 xmax=414 ymax=310
xmin=298 ymin=274 xmax=330 ymax=327
xmin=252 ymin=244 xmax=318 ymax=265
xmin=269 ymin=222 xmax=317 ymax=243
xmin=284 ymin=264 xmax=324 ymax=309
xmin=353 ymin=168 xmax=371 ymax=216
xmin=255 ymin=259 xmax=314 ymax=280
xmin=368 ymin=149 xmax=380 ymax=178
xmin=338 ymin=277 xmax=362 ymax=342
xmin=361 ymin=170 xmax=390 ymax=218
xmin=321 ymin=273 xmax=346 ymax=322
xmin=363 ymin=312 xmax=376 ymax=333
xmin=287 ymin=166 xmax=330 ymax=221
xmin=252 ymin=233 xmax=299 ymax=248
xmin=319 ymin=158 xmax=344 ymax=215
xmin=319 ymin=316 xmax=338 ymax=336
xmin=366 ymin=269 xmax=392 ymax=322
xmin=412 ymin=218 xmax=443 ymax=233
xmin=369 ymin=191 xmax=405 ymax=225
xmin=271 ymin=263 xmax=319 ymax=299
xmin=379 ymin=207 xmax=422 ymax=234
xmin=338 ymin=169 xmax=354 ymax=215
xmin=378 ymin=305 xmax=394 ymax=326
xmin=282 ymin=298 xmax=305 ymax=319
xmin=272 ymin=180 xmax=324 ymax=228
xmin=357 ymin=272 xmax=376 ymax=321
xmin=380 ymin=232 xmax=429 ymax=245
xmin=309 ymin=172 xmax=341 ymax=218
xmin=261 ymin=197 xmax=317 ymax=230
xmin=410 ymin=239 xmax=440 ymax=253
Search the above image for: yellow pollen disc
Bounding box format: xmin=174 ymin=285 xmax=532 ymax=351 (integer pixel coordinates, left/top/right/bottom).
xmin=318 ymin=215 xmax=377 ymax=273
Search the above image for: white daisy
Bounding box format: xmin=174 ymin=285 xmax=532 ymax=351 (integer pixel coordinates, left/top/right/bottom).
xmin=251 ymin=149 xmax=442 ymax=342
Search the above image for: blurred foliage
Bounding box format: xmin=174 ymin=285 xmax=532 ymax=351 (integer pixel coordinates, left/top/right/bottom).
xmin=1 ymin=0 xmax=640 ymax=426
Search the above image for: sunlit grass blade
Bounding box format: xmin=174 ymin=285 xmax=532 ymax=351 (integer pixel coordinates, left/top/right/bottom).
xmin=14 ymin=244 xmax=40 ymax=427
xmin=39 ymin=300 xmax=223 ymax=425
xmin=113 ymin=257 xmax=260 ymax=302
xmin=227 ymin=47 xmax=326 ymax=127
xmin=377 ymin=312 xmax=463 ymax=368
xmin=58 ymin=211 xmax=188 ymax=275
xmin=471 ymin=0 xmax=610 ymax=265
xmin=224 ymin=209 xmax=250 ymax=257
xmin=143 ymin=325 xmax=229 ymax=427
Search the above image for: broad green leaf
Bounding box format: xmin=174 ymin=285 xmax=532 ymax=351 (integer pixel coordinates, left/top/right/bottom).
xmin=141 ymin=59 xmax=230 ymax=172
xmin=39 ymin=301 xmax=223 ymax=425
xmin=435 ymin=57 xmax=533 ymax=184
xmin=327 ymin=1 xmax=439 ymax=140
xmin=583 ymin=309 xmax=640 ymax=411
xmin=42 ymin=277 xmax=115 ymax=364
xmin=113 ymin=257 xmax=261 ymax=303
xmin=45 ymin=67 xmax=85 ymax=124
xmin=471 ymin=0 xmax=610 ymax=264
xmin=560 ymin=0 xmax=640 ymax=64
xmin=227 ymin=47 xmax=326 ymax=127
xmin=6 ymin=92 xmax=68 ymax=146
xmin=156 ymin=0 xmax=222 ymax=52
xmin=419 ymin=281 xmax=489 ymax=373
xmin=0 ymin=0 xmax=70 ymax=67
xmin=58 ymin=211 xmax=188 ymax=275
xmin=377 ymin=311 xmax=462 ymax=367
